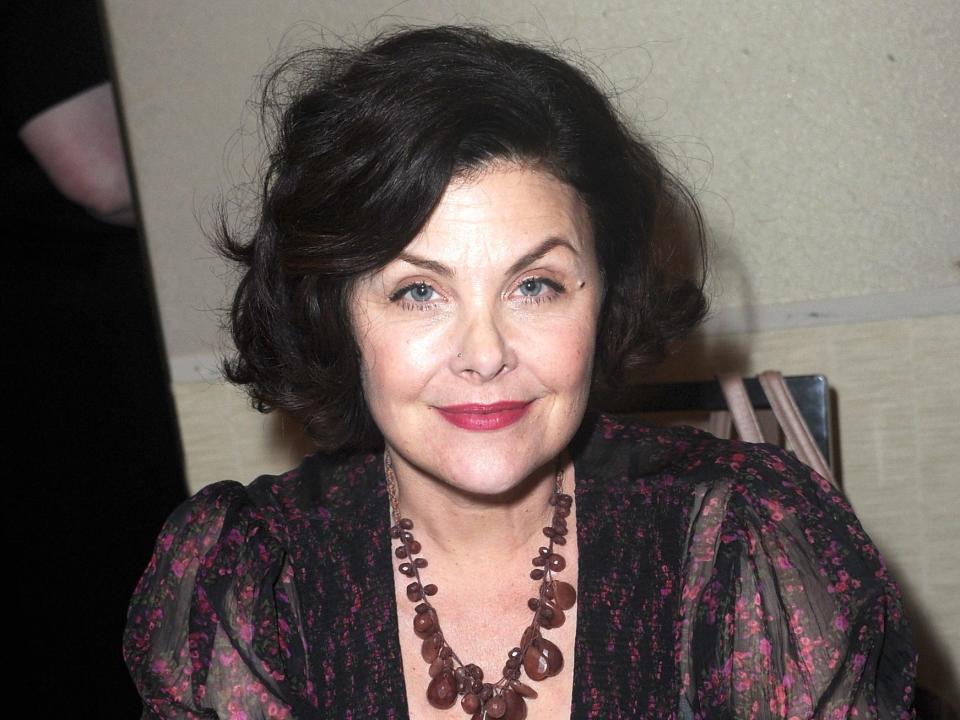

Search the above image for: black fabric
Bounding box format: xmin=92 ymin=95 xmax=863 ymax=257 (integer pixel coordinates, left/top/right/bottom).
xmin=2 ymin=1 xmax=188 ymax=716
xmin=1 ymin=1 xmax=121 ymax=242
xmin=2 ymin=3 xmax=109 ymax=127
xmin=124 ymin=416 xmax=917 ymax=717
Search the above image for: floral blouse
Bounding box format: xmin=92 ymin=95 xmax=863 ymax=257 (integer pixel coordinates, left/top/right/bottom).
xmin=124 ymin=414 xmax=917 ymax=718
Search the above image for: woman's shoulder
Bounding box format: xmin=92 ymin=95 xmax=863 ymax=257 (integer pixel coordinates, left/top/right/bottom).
xmin=123 ymin=448 xmax=383 ymax=718
xmin=245 ymin=447 xmax=384 ymax=529
xmin=580 ymin=412 xmax=885 ymax=549
xmin=134 ymin=446 xmax=370 ymax=537
xmin=611 ymin=421 xmax=922 ymax=716
xmin=576 ymin=411 xmax=806 ymax=496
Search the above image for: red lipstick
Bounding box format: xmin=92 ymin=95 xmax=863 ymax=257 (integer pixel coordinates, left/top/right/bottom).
xmin=435 ymin=401 xmax=531 ymax=431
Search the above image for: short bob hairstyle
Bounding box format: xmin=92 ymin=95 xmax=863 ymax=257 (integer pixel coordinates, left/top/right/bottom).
xmin=221 ymin=25 xmax=707 ymax=452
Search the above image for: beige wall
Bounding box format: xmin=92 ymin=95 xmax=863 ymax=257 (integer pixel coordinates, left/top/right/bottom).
xmin=104 ymin=0 xmax=959 ymax=707
xmin=103 ymin=0 xmax=960 ymax=364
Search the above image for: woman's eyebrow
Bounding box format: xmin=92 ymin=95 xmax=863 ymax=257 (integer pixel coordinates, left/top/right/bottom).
xmin=396 ymin=237 xmax=577 ymax=279
xmin=396 ymin=253 xmax=454 ymax=277
xmin=505 ymin=237 xmax=577 ymax=277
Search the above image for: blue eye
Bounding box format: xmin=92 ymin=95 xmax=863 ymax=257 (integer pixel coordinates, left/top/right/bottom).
xmin=516 ymin=277 xmax=564 ymax=300
xmin=519 ymin=278 xmax=547 ymax=296
xmin=408 ymin=283 xmax=434 ymax=301
xmin=391 ymin=282 xmax=438 ymax=304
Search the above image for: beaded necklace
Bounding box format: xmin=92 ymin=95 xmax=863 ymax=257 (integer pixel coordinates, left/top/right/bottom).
xmin=385 ymin=451 xmax=577 ymax=719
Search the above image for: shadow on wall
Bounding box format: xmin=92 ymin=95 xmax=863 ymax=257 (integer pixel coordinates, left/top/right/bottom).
xmin=891 ymin=556 xmax=960 ymax=718
xmin=264 ymin=409 xmax=315 ymax=462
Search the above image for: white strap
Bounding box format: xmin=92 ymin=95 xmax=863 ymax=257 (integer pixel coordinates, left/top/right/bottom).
xmin=757 ymin=371 xmax=836 ymax=485
xmin=717 ymin=374 xmax=764 ymax=443
xmin=707 ymin=410 xmax=732 ymax=439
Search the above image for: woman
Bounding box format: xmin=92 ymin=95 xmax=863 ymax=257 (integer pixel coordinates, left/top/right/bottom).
xmin=124 ymin=26 xmax=916 ymax=718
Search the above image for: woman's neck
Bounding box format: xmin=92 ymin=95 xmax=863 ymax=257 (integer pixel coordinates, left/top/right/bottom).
xmin=385 ymin=448 xmax=567 ymax=561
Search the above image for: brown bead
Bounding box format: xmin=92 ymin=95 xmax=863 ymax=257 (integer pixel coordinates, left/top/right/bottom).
xmin=465 ymin=663 xmax=483 ymax=681
xmin=542 ymin=526 xmax=556 ymax=538
xmin=552 ymin=534 xmax=567 ymax=545
xmin=527 ymin=597 xmax=540 ymax=611
xmin=414 ymin=602 xmax=430 ymax=614
xmin=454 ymin=666 xmax=468 ymax=692
xmin=507 ymin=647 xmax=522 ymax=660
xmin=428 ymin=657 xmax=444 ymax=678
xmin=529 ymin=568 xmax=544 ymax=580
xmin=395 ymin=546 xmax=408 ymax=558
xmin=461 ymin=693 xmax=481 ymax=713
xmin=520 ymin=626 xmax=536 ymax=647
xmin=413 ymin=611 xmax=436 ymax=638
xmin=389 ymin=526 xmax=401 ymax=539
xmin=426 ymin=669 xmax=457 ymax=709
xmin=414 ymin=558 xmax=428 ymax=568
xmin=485 ymin=696 xmax=507 ymax=718
xmin=399 ymin=562 xmax=414 ymax=577
xmin=547 ymin=553 xmax=566 ymax=572
xmin=399 ymin=518 xmax=414 ymax=529
xmin=552 ymin=580 xmax=577 ymax=610
xmin=421 ymin=633 xmax=442 ymax=663
xmin=558 ymin=493 xmax=573 ymax=506
xmin=539 ymin=604 xmax=554 ymax=621
xmin=540 ymin=604 xmax=565 ymax=629
xmin=504 ymin=689 xmax=528 ymax=720
xmin=479 ymin=683 xmax=494 ymax=702
xmin=556 ymin=506 xmax=570 ymax=518
xmin=522 ymin=637 xmax=563 ymax=681
xmin=407 ymin=540 xmax=422 ymax=554
xmin=406 ymin=582 xmax=422 ymax=601
xmin=423 ymin=583 xmax=438 ymax=596
xmin=532 ymin=555 xmax=546 ymax=567
xmin=510 ymin=680 xmax=538 ymax=699
xmin=538 ymin=546 xmax=551 ymax=556
xmin=401 ymin=530 xmax=414 ymax=542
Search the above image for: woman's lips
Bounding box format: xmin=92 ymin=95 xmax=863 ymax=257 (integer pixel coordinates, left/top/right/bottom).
xmin=435 ymin=401 xmax=532 ymax=431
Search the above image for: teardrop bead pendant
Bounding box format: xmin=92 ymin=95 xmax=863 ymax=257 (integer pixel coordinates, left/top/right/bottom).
xmin=421 ymin=633 xmax=442 ymax=663
xmin=503 ymin=688 xmax=528 ymax=720
xmin=484 ymin=695 xmax=507 ymax=718
xmin=522 ymin=637 xmax=564 ymax=681
xmin=552 ymin=580 xmax=577 ymax=610
xmin=427 ymin=669 xmax=458 ymax=709
xmin=413 ymin=610 xmax=436 ymax=637
xmin=539 ymin=602 xmax=565 ymax=629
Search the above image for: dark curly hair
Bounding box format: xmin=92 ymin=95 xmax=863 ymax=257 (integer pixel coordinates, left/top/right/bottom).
xmin=220 ymin=25 xmax=707 ymax=452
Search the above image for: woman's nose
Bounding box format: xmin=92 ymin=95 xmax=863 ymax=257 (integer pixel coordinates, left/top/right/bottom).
xmin=450 ymin=308 xmax=517 ymax=382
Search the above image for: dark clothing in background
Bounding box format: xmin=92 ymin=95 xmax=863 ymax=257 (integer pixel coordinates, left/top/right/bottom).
xmin=2 ymin=3 xmax=187 ymax=716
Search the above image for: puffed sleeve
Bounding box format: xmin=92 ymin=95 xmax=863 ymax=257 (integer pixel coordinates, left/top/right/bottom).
xmin=123 ymin=481 xmax=316 ymax=719
xmin=678 ymin=443 xmax=917 ymax=719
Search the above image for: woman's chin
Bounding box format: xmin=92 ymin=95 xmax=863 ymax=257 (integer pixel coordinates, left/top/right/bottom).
xmin=422 ymin=452 xmax=557 ymax=504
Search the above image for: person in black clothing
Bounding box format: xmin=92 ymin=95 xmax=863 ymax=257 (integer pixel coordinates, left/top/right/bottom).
xmin=1 ymin=3 xmax=186 ymax=715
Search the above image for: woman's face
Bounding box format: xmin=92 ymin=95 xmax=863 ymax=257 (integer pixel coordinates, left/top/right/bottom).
xmin=351 ymin=164 xmax=603 ymax=496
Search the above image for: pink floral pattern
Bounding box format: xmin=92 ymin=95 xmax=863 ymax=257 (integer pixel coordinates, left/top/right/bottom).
xmin=125 ymin=414 xmax=916 ymax=718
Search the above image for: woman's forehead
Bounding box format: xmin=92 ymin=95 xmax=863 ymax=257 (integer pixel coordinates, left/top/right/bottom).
xmin=401 ymin=165 xmax=593 ymax=268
